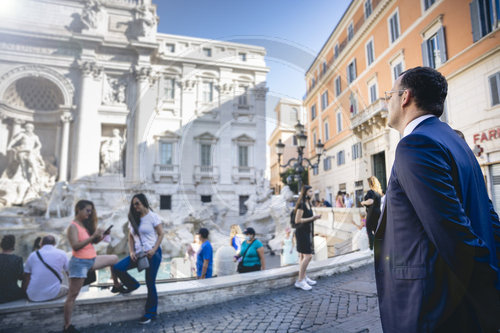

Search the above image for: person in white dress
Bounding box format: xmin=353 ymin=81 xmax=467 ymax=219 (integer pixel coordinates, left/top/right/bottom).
xmin=281 ymin=228 xmax=299 ymax=266
xmin=351 ymin=212 xmax=369 ymax=251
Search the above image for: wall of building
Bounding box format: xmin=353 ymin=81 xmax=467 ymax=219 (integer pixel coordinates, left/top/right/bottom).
xmin=303 ymin=0 xmax=500 ymax=205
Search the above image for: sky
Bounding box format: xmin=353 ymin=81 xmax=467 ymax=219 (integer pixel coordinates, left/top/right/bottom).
xmin=155 ymin=0 xmax=351 ymax=123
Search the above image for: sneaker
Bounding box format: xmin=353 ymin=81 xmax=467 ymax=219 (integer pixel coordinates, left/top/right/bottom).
xmin=305 ymin=276 xmax=317 ymax=286
xmin=62 ymin=324 xmax=80 ymax=333
xmin=294 ymin=279 xmax=312 ymax=291
xmin=138 ymin=316 xmax=151 ymax=325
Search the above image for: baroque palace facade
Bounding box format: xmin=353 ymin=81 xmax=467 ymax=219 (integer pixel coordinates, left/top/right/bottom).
xmin=304 ymin=0 xmax=500 ymax=210
xmin=0 ymin=0 xmax=268 ymax=216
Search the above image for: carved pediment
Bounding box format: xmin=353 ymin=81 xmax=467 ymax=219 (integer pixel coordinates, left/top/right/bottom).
xmin=154 ymin=130 xmax=180 ymax=140
xmin=194 ymin=132 xmax=218 ymax=143
xmin=232 ymin=134 xmax=255 ymax=143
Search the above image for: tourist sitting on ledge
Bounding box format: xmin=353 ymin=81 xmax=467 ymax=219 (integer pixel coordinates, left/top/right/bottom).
xmin=24 ymin=235 xmax=69 ymax=302
xmin=0 ymin=235 xmax=25 ymax=304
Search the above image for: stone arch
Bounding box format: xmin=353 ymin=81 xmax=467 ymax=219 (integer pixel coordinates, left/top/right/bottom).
xmin=0 ymin=65 xmax=75 ymax=108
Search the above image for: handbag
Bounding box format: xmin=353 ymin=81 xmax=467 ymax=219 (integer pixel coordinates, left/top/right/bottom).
xmin=237 ymin=240 xmax=256 ymax=273
xmin=136 ymin=251 xmax=149 ymax=272
xmin=135 ymin=233 xmax=150 ymax=272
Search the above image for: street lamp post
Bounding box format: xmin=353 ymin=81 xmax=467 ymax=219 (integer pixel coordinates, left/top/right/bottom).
xmin=276 ymin=121 xmax=324 ymax=194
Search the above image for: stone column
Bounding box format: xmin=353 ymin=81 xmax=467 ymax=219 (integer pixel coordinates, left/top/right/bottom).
xmin=58 ymin=111 xmax=73 ymax=182
xmin=128 ymin=66 xmax=154 ymax=182
xmin=72 ymin=61 xmax=103 ymax=181
xmin=11 ymin=118 xmax=25 ymax=140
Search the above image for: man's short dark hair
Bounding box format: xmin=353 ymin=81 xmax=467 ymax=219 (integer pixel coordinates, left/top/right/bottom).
xmin=400 ymin=67 xmax=447 ymax=117
xmin=197 ymin=228 xmax=209 ymax=239
xmin=1 ymin=234 xmax=15 ymax=251
xmin=41 ymin=235 xmax=56 ymax=246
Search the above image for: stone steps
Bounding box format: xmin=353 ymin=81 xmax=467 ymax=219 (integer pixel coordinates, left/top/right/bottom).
xmin=0 ymin=250 xmax=373 ymax=333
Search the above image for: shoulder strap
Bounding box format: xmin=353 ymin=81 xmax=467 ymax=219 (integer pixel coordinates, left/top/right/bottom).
xmin=36 ymin=251 xmax=62 ymax=283
xmin=241 ymin=240 xmax=256 ymax=261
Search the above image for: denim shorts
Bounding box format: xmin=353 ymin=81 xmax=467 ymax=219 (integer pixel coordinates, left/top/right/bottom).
xmin=69 ymin=256 xmax=96 ymax=278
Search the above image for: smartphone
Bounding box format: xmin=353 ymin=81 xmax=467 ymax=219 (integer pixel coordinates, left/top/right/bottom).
xmin=103 ymin=225 xmax=113 ymax=235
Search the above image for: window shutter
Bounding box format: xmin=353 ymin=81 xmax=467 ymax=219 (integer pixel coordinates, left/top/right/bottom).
xmin=470 ymin=0 xmax=482 ymax=42
xmin=421 ymin=40 xmax=430 ymax=67
xmin=490 ymin=74 xmax=500 ymax=106
xmin=353 ymin=59 xmax=357 ymax=80
xmin=437 ymin=26 xmax=447 ymax=64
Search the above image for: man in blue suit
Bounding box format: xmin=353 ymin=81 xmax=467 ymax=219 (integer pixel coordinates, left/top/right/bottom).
xmin=375 ymin=67 xmax=500 ymax=332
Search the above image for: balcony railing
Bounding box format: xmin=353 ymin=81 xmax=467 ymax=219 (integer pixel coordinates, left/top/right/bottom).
xmin=194 ymin=165 xmax=220 ymax=184
xmin=232 ymin=166 xmax=255 ymax=184
xmin=153 ymin=164 xmax=179 ymax=183
xmin=350 ymin=98 xmax=388 ymax=136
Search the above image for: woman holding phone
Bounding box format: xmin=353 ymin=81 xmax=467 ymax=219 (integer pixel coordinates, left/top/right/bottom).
xmin=63 ymin=200 xmax=118 ymax=333
xmin=112 ymin=193 xmax=164 ymax=325
xmin=294 ymin=185 xmax=321 ymax=291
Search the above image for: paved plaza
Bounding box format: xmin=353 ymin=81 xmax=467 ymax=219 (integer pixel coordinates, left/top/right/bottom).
xmin=82 ymin=264 xmax=382 ymax=333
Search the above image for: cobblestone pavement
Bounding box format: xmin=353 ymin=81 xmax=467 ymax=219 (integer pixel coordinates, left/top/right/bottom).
xmin=84 ymin=264 xmax=382 ymax=333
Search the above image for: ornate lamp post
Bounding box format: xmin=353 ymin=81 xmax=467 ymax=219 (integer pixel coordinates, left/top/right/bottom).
xmin=276 ymin=121 xmax=324 ymax=194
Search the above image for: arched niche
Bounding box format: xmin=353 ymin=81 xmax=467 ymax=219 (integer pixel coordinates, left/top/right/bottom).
xmin=0 ymin=65 xmax=75 ymax=180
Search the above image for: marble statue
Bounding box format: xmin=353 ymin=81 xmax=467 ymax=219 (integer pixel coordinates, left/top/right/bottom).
xmin=0 ymin=123 xmax=56 ymax=207
xmin=81 ymin=0 xmax=103 ymax=30
xmin=244 ymin=170 xmax=273 ymax=215
xmin=134 ymin=5 xmax=157 ymax=38
xmin=44 ymin=181 xmax=74 ymax=219
xmin=103 ymin=76 xmax=127 ymax=105
xmin=100 ymin=129 xmax=126 ymax=175
xmin=5 ymin=123 xmax=45 ymax=188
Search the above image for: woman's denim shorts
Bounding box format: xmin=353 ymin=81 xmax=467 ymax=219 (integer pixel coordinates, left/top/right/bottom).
xmin=69 ymin=257 xmax=96 ymax=278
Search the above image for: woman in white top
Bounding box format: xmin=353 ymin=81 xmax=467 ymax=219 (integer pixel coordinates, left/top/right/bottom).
xmin=111 ymin=193 xmax=164 ymax=325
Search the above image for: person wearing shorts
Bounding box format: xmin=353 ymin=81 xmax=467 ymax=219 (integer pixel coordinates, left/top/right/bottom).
xmin=63 ymin=200 xmax=118 ymax=333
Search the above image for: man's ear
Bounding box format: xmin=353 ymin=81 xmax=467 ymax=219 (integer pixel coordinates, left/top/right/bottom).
xmin=401 ymin=89 xmax=411 ymax=108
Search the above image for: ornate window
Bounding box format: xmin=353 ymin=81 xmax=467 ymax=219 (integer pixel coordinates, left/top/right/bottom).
xmin=202 ymin=82 xmax=214 ymax=103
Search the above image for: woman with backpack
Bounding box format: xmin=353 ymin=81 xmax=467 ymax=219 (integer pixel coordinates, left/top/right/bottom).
xmin=293 ymin=185 xmax=321 ymax=291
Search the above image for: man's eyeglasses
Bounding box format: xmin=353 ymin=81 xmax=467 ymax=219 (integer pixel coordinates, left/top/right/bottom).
xmin=133 ymin=201 xmax=141 ymax=207
xmin=384 ymin=89 xmax=406 ymax=101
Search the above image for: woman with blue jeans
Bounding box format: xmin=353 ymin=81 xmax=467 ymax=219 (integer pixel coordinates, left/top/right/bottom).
xmin=111 ymin=193 xmax=164 ymax=324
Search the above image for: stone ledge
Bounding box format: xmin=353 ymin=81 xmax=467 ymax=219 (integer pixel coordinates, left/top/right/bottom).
xmin=0 ymin=250 xmax=373 ymax=332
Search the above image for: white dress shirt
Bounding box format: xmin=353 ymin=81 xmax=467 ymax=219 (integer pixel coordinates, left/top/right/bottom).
xmin=402 ymin=114 xmax=435 ymax=138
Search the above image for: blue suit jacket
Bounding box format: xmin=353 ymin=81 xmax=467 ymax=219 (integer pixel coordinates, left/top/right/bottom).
xmin=375 ymin=117 xmax=500 ymax=332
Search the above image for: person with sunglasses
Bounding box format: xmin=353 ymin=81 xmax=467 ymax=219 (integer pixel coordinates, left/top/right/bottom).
xmin=111 ymin=193 xmax=164 ymax=325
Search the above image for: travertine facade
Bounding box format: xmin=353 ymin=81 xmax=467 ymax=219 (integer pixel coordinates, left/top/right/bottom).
xmin=0 ymin=0 xmax=269 ymax=219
